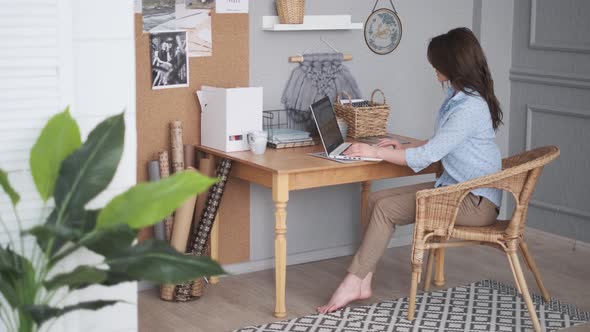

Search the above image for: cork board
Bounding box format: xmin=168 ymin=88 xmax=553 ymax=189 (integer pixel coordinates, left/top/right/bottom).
xmin=134 ymin=12 xmax=250 ymax=264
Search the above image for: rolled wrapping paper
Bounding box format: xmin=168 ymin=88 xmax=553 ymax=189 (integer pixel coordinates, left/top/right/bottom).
xmin=190 ymin=155 xmax=216 ymax=298
xmin=162 ymin=167 xmax=200 ymax=301
xmin=158 ymin=151 xmax=176 ymax=302
xmin=183 ymin=144 xmax=195 ymax=169
xmin=170 ymin=167 xmax=199 ymax=252
xmin=175 ymin=159 xmax=233 ymax=300
xmin=158 ymin=151 xmax=174 ymax=241
xmin=190 ymin=159 xmax=233 ymax=256
xmin=148 ymin=160 xmax=166 ymax=241
xmin=193 ymin=156 xmax=216 ymax=238
xmin=170 ymin=121 xmax=184 ymax=173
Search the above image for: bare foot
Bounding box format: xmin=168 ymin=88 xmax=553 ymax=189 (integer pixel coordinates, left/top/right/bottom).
xmin=360 ymin=272 xmax=372 ymax=299
xmin=316 ymin=272 xmax=373 ymax=314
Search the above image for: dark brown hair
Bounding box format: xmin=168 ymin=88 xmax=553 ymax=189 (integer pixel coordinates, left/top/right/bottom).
xmin=427 ymin=27 xmax=503 ymax=130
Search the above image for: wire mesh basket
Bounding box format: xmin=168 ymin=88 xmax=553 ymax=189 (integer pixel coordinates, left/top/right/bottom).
xmin=263 ymin=109 xmax=318 ymax=149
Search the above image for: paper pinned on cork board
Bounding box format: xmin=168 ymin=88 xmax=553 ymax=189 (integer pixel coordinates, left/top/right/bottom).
xmin=216 ymin=0 xmax=248 ymax=13
xmin=176 ymin=3 xmax=212 ymax=57
xmin=142 ymin=0 xmax=175 ymax=32
xmin=134 ymin=0 xmax=142 ymax=13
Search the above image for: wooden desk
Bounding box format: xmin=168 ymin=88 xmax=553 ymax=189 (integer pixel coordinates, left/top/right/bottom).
xmin=198 ymin=135 xmax=436 ymax=317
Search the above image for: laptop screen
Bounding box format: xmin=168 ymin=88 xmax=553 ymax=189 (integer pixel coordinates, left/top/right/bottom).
xmin=310 ymin=96 xmax=344 ymax=154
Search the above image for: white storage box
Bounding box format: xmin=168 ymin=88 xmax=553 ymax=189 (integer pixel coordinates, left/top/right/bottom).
xmin=198 ymin=86 xmax=263 ymax=152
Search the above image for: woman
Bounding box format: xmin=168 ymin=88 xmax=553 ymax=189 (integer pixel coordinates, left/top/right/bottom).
xmin=317 ymin=27 xmax=503 ymax=314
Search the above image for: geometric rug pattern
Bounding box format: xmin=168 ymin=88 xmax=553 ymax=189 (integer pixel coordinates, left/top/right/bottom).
xmin=234 ymin=280 xmax=590 ymax=332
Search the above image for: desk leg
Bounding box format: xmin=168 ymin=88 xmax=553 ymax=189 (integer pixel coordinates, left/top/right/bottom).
xmin=273 ymin=174 xmax=289 ymax=318
xmin=209 ymin=213 xmax=220 ymax=285
xmin=361 ymin=181 xmax=372 ymax=234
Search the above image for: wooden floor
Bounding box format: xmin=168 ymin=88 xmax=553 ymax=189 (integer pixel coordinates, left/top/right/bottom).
xmin=139 ymin=229 xmax=590 ymax=331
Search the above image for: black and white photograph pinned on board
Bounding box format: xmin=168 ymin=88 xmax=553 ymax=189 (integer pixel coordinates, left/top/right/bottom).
xmin=186 ymin=0 xmax=215 ymax=10
xmin=150 ymin=31 xmax=189 ymax=89
xmin=142 ymin=0 xmax=176 ymax=32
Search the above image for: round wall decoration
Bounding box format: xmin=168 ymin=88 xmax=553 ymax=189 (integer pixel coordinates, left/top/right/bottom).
xmin=364 ymin=0 xmax=402 ymax=55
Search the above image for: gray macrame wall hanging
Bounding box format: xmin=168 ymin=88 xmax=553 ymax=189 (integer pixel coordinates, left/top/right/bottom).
xmin=281 ymin=53 xmax=362 ymax=112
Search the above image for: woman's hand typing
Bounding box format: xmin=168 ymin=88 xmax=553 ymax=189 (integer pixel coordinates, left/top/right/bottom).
xmin=376 ymin=139 xmax=404 ymax=149
xmin=344 ymin=143 xmax=379 ymax=158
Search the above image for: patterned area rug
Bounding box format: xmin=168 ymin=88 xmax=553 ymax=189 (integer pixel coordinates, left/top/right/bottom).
xmin=235 ymin=280 xmax=590 ymax=332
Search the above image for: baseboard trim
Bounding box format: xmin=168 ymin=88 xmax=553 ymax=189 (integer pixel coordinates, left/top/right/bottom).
xmin=224 ymin=235 xmax=413 ymax=275
xmin=138 ymin=229 xmax=588 ymax=293
xmin=138 ymin=281 xmax=155 ymax=292
xmin=526 ymin=227 xmax=590 ymax=250
xmin=138 ymin=235 xmax=413 ymax=292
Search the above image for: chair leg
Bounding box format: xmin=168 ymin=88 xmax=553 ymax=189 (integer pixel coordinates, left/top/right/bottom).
xmin=423 ymin=249 xmax=435 ymax=291
xmin=433 ymin=247 xmax=446 ymax=287
xmin=519 ymin=241 xmax=550 ymax=302
xmin=506 ymin=252 xmax=522 ymax=294
xmin=408 ymin=270 xmax=420 ymax=320
xmin=508 ymin=251 xmax=542 ymax=332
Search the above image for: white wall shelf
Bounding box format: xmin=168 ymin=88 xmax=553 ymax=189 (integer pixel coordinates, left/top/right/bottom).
xmin=262 ymin=15 xmax=363 ymax=31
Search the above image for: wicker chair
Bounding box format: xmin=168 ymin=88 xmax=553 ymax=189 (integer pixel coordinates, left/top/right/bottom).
xmin=407 ymin=146 xmax=560 ymax=332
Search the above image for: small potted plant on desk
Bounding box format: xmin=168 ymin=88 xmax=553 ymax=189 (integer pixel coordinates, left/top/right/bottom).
xmin=0 ymin=109 xmax=223 ymax=332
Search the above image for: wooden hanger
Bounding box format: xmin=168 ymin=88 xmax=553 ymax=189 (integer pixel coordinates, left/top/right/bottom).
xmin=288 ymin=54 xmax=353 ymax=63
xmin=289 ymin=36 xmax=353 ymax=63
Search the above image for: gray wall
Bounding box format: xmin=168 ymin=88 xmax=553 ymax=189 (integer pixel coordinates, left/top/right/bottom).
xmin=479 ymin=1 xmax=515 ymax=216
xmin=509 ymin=0 xmax=590 ymax=242
xmin=226 ymin=0 xmax=516 ymax=273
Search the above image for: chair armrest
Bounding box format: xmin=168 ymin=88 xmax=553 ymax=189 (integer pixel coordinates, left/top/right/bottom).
xmin=410 ymin=146 xmax=559 ymax=266
xmin=414 ymin=165 xmax=528 ymax=236
xmin=416 ymin=164 xmax=529 ymax=201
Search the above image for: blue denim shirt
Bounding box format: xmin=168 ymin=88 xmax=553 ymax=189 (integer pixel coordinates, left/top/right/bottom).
xmin=405 ymin=88 xmax=502 ymax=207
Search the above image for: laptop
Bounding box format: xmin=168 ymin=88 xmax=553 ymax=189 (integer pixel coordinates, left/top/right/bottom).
xmin=309 ymin=96 xmax=382 ymax=162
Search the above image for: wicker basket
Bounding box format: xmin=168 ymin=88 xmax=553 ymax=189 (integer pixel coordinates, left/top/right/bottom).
xmin=159 ymin=254 xmax=205 ymax=301
xmin=276 ymin=0 xmax=305 ymax=24
xmin=190 ymin=277 xmax=205 ymax=297
xmin=159 ymin=284 xmax=175 ymax=301
xmin=334 ymin=89 xmax=390 ymax=138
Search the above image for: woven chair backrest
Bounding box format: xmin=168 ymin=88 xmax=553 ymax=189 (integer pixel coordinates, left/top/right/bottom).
xmin=499 ymin=146 xmax=560 ymax=237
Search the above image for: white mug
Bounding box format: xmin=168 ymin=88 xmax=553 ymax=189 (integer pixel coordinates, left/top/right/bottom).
xmin=247 ymin=130 xmax=267 ymax=155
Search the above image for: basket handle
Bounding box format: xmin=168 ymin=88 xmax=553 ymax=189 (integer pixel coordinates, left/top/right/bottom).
xmin=370 ymin=89 xmax=387 ymax=105
xmin=336 ymin=91 xmax=354 ymax=105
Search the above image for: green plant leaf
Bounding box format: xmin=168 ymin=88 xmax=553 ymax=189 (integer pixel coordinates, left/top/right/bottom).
xmin=96 ymin=171 xmax=217 ymax=230
xmin=44 ymin=266 xmax=107 ymax=291
xmin=0 ymin=246 xmax=24 ymax=275
xmin=54 ymin=113 xmax=124 ymax=212
xmin=22 ymin=300 xmax=119 ymax=326
xmin=29 ymin=108 xmax=81 ymax=202
xmin=26 ymin=223 xmax=83 ymax=250
xmin=0 ymin=169 xmax=20 ymax=206
xmin=82 ymin=224 xmax=137 ymax=258
xmin=46 ymin=224 xmax=137 ymax=268
xmin=106 ymin=240 xmax=224 ymax=284
xmin=0 ymin=247 xmax=36 ymax=308
xmin=15 ymin=254 xmax=36 ymax=306
xmin=32 ymin=209 xmax=98 ymax=256
xmin=0 ymin=274 xmax=19 ymax=307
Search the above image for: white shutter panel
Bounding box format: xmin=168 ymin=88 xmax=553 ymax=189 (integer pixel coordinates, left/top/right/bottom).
xmin=0 ymin=0 xmax=63 ymax=243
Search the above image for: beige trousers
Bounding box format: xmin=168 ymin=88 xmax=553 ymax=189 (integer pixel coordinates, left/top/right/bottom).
xmin=348 ymin=182 xmax=499 ymax=278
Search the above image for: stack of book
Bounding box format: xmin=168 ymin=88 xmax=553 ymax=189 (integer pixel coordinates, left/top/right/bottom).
xmin=267 ymin=129 xmax=316 ymax=149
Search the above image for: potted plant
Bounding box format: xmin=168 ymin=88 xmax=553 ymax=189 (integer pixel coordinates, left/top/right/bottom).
xmin=0 ymin=108 xmax=223 ymax=332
